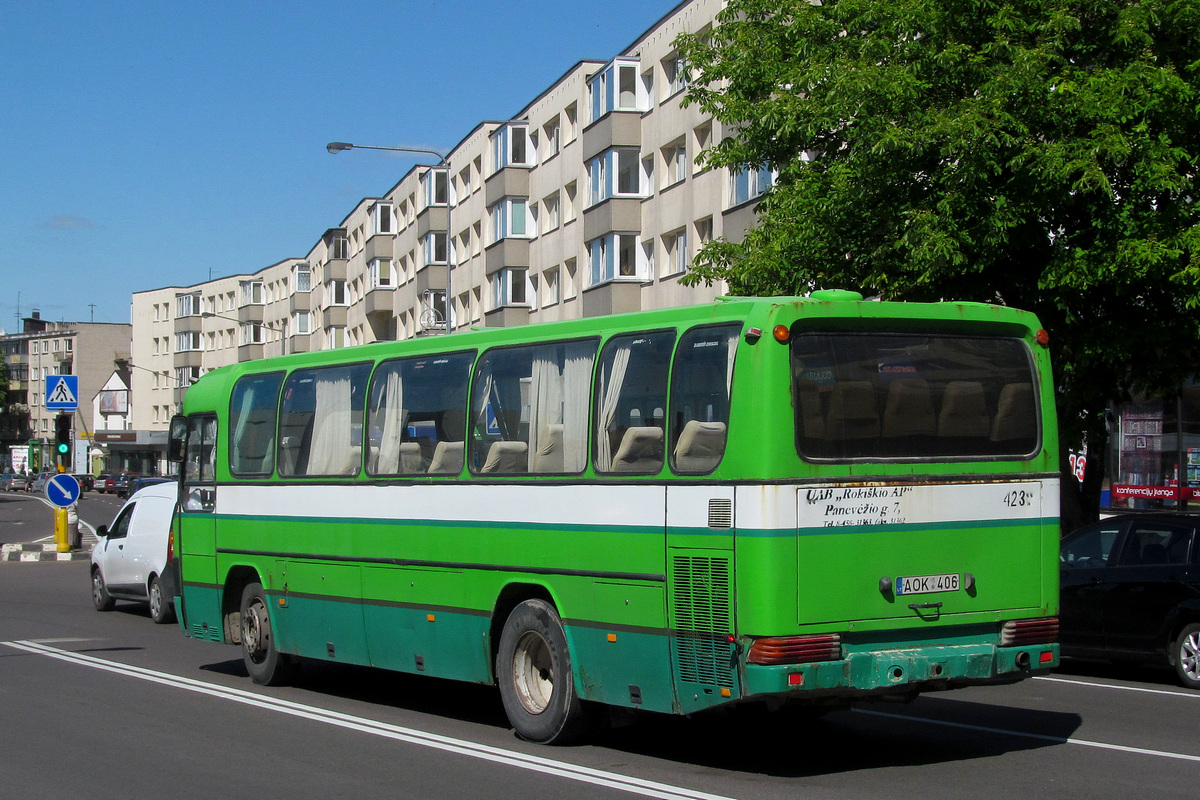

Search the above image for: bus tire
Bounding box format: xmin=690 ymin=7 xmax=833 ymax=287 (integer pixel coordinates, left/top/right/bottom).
xmin=1173 ymin=623 xmax=1200 ymax=689
xmin=496 ymin=598 xmax=594 ymax=744
xmin=240 ymin=582 xmax=295 ymax=686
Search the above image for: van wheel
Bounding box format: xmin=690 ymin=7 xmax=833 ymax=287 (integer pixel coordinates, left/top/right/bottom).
xmin=239 ymin=582 xmax=295 ymax=686
xmin=1173 ymin=623 xmax=1200 ymax=689
xmin=92 ymin=568 xmax=115 ymax=612
xmin=148 ymin=575 xmax=176 ymax=625
xmin=496 ymin=599 xmax=595 ymax=744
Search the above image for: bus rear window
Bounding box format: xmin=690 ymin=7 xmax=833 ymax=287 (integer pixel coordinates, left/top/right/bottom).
xmin=791 ymin=332 xmax=1039 ymax=460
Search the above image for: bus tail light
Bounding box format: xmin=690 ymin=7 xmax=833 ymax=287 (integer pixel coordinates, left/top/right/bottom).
xmin=747 ymin=634 xmax=842 ymax=665
xmin=1000 ymin=617 xmax=1058 ymax=646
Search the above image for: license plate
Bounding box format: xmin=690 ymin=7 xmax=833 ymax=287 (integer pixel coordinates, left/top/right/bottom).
xmin=895 ymin=573 xmax=960 ymax=595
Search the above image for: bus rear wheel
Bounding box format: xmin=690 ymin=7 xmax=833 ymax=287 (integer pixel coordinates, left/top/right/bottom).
xmin=240 ymin=582 xmax=295 ymax=686
xmin=497 ymin=599 xmax=595 ymax=744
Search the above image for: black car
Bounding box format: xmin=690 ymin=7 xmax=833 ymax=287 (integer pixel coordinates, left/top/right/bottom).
xmin=73 ymin=473 xmax=95 ymax=492
xmin=1059 ymin=513 xmax=1200 ymax=688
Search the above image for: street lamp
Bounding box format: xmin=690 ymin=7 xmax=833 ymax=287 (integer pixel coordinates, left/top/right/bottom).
xmin=327 ymin=141 xmax=453 ymax=334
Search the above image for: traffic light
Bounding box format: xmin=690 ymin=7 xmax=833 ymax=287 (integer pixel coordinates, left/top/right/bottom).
xmin=55 ymin=413 xmax=72 ymax=471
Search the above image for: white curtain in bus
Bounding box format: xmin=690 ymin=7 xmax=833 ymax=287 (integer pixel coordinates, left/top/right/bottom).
xmin=231 ymin=387 xmax=258 ymax=473
xmin=528 ymin=353 xmax=563 ymax=472
xmin=372 ymin=369 xmax=406 ymax=473
xmin=562 ymin=347 xmax=592 ymax=472
xmin=308 ymin=374 xmax=353 ymax=475
xmin=595 ymin=342 xmax=631 ymax=471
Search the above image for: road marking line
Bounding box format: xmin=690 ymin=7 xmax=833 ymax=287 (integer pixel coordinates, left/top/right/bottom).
xmin=2 ymin=639 xmax=734 ymax=800
xmin=853 ymin=708 xmax=1200 ymax=763
xmin=1034 ymin=674 xmax=1200 ymax=699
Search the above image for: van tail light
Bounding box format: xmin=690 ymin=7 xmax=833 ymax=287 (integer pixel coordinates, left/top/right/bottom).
xmin=747 ymin=634 xmax=842 ymax=665
xmin=166 ymin=526 xmax=175 ymax=563
xmin=1000 ymin=617 xmax=1058 ymax=646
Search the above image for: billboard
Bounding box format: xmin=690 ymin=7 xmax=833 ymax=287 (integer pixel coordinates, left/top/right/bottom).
xmin=99 ymin=389 xmax=129 ymax=414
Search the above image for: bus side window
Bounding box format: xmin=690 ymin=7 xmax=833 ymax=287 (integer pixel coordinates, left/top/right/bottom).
xmin=183 ymin=414 xmax=217 ymax=512
xmin=230 ymin=373 xmax=284 ymax=477
xmin=470 ymin=340 xmax=596 ymax=475
xmin=594 ymin=330 xmax=674 ymax=474
xmin=366 ymin=351 xmax=473 ymax=477
xmin=669 ymin=324 xmax=740 ymax=474
xmin=277 ymin=363 xmax=371 ymax=477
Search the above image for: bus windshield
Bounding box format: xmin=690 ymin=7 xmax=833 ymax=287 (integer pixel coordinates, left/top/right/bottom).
xmin=792 ymin=332 xmax=1039 ymax=460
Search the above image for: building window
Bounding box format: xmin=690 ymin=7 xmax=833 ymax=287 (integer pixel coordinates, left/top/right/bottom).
xmin=491 ymin=123 xmax=533 ymax=171
xmin=176 ymin=332 xmax=202 ymax=352
xmin=588 ymin=58 xmax=646 ymax=122
xmin=731 ymin=165 xmax=775 ymax=206
xmin=241 ymin=324 xmax=269 ymax=345
xmin=663 ymin=140 xmax=687 ymax=187
xmin=295 ymin=262 xmax=312 ymax=293
xmin=176 ymin=293 xmax=200 ymax=318
xmin=693 ymin=122 xmax=712 ymax=174
xmin=370 ymin=259 xmax=395 ymax=289
xmin=294 ymin=311 xmax=312 ymax=335
xmin=664 ymin=53 xmax=688 ymax=97
xmin=326 ymin=327 xmax=346 ymax=349
xmin=587 ymin=149 xmax=646 ymax=206
xmin=492 ymin=267 xmax=529 ymax=308
xmin=587 ymin=233 xmax=641 ymax=286
xmin=543 ymin=266 xmax=560 ymax=306
xmin=422 ymin=232 xmax=447 ymax=265
xmin=330 ymin=235 xmax=349 ymax=260
xmin=490 ymin=198 xmax=532 ymax=242
xmin=543 ymin=118 xmax=560 ymax=160
xmin=542 ymin=193 xmax=560 ymax=233
xmin=663 ymin=229 xmax=688 ymax=277
xmin=241 ymin=280 xmax=264 ymax=306
xmin=373 ymin=202 xmax=394 ymax=234
xmin=423 ymin=169 xmax=448 ymax=207
xmin=327 ymin=279 xmax=347 ymax=306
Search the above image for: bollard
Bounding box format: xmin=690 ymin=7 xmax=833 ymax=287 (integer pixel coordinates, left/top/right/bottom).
xmin=55 ymin=507 xmax=69 ymax=553
xmin=67 ymin=504 xmax=81 ymax=550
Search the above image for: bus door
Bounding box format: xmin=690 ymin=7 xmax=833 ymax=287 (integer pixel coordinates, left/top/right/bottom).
xmin=178 ymin=414 xmax=221 ymax=641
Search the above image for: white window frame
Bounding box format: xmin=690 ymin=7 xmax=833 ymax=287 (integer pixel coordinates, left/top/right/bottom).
xmin=422 ymin=232 xmax=447 ymax=265
xmin=294 ymin=311 xmax=312 ymax=335
xmin=240 ymin=280 xmax=264 ymax=306
xmin=369 ymin=258 xmax=395 ymax=290
xmin=176 ymin=293 xmax=200 ymax=318
xmin=663 ymin=229 xmax=688 ymax=277
xmin=176 ymin=331 xmax=203 ymax=352
xmin=491 ymin=123 xmax=533 ymax=171
xmin=295 ymin=262 xmax=312 ymax=293
xmin=491 ymin=267 xmax=530 ymax=309
xmin=588 ymin=58 xmax=646 ymax=122
xmin=327 ymin=279 xmax=347 ymax=306
xmin=587 ymin=233 xmax=643 ymax=287
xmin=422 ymin=169 xmax=448 ymax=207
xmin=490 ymin=197 xmax=532 ymax=242
xmin=730 ymin=165 xmax=776 ymax=206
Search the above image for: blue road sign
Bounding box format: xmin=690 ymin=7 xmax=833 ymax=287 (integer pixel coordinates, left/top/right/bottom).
xmin=46 ymin=375 xmax=80 ymax=410
xmin=45 ymin=474 xmax=81 ymax=508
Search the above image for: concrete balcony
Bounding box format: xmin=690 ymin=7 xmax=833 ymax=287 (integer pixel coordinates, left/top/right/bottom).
xmin=583 ymin=197 xmax=642 ymax=241
xmin=173 ymin=350 xmax=203 ymax=369
xmin=582 ymin=280 xmax=642 ymax=318
xmin=484 ymin=305 xmax=531 ymax=328
xmin=582 ymin=111 xmax=641 ymax=161
xmin=417 ymin=206 xmax=447 ymax=237
xmin=173 ymin=314 xmax=203 ymax=334
xmin=485 ymin=238 xmax=530 ymax=275
xmin=485 ymin=168 xmax=530 ymax=207
xmin=364 ymin=233 xmax=394 ymax=261
xmin=290 ymin=292 xmax=311 ymax=313
xmin=364 ymin=287 xmax=395 ymax=317
xmin=323 ymin=306 xmax=348 ymax=328
xmin=238 ymin=304 xmax=264 ymax=323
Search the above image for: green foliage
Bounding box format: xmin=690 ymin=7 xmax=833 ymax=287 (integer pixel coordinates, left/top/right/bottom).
xmin=677 ymin=0 xmax=1200 ymax=467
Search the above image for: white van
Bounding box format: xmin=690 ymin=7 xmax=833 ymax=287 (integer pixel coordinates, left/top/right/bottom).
xmin=90 ymin=481 xmax=179 ymax=624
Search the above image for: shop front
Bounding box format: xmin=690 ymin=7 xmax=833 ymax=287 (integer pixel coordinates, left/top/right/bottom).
xmin=93 ymin=430 xmax=169 ymax=477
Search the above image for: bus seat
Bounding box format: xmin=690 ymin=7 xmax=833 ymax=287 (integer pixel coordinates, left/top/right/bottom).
xmin=937 ymin=381 xmax=990 ymax=439
xmin=673 ymin=421 xmax=726 ymax=472
xmin=825 ymin=381 xmax=880 ymax=440
xmin=482 ymin=441 xmax=529 ymax=473
xmin=532 ymin=425 xmax=564 ymax=473
xmin=990 ymin=382 xmax=1035 ymax=443
xmin=795 ymin=379 xmax=825 ymax=440
xmin=427 ymin=441 xmax=464 ymax=474
xmin=612 ymin=426 xmax=664 ymax=472
xmin=882 ymin=379 xmax=935 ymax=438
xmin=398 ymin=441 xmax=425 ymax=474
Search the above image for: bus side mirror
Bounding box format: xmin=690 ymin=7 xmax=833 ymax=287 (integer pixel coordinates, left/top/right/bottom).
xmin=168 ymin=416 xmax=188 ymax=464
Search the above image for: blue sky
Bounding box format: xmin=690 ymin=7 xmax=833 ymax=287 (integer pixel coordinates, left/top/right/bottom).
xmin=0 ymin=1 xmax=679 ymax=329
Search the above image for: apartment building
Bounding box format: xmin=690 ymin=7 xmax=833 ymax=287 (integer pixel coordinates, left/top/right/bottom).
xmin=0 ymin=312 xmax=131 ymax=473
xmin=130 ymin=0 xmax=768 ymax=466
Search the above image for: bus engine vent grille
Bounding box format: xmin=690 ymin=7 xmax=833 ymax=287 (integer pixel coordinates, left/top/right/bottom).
xmin=671 ymin=555 xmax=733 ymax=686
xmin=707 ymin=498 xmax=733 ymax=528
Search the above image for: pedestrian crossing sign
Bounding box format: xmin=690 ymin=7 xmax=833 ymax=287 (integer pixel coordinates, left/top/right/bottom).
xmin=45 ymin=375 xmax=79 ymax=410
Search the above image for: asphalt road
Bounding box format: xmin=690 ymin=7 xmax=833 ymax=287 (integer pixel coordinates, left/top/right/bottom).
xmin=1 ymin=491 xmax=1198 ymax=799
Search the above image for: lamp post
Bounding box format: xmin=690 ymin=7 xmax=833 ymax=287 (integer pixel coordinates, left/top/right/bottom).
xmin=326 ymin=141 xmax=453 ymax=334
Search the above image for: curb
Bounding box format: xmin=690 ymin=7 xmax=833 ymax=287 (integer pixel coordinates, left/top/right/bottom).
xmin=1 ymin=543 xmax=93 ymax=562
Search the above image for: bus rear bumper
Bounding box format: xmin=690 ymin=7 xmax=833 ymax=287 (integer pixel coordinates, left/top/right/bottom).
xmin=742 ymin=642 xmax=1059 ymax=700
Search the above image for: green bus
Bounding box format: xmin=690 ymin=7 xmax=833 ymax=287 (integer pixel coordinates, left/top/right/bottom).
xmin=164 ymin=292 xmax=1060 ymax=743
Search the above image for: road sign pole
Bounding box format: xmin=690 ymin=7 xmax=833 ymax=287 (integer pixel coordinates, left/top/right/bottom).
xmin=55 ymin=507 xmax=69 ymax=553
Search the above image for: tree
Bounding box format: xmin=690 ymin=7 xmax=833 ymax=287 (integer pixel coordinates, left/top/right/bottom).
xmin=677 ymin=0 xmax=1200 ymax=529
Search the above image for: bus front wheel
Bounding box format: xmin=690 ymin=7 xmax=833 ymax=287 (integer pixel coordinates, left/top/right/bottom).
xmin=496 ymin=599 xmax=595 ymax=744
xmin=240 ymin=582 xmax=295 ymax=686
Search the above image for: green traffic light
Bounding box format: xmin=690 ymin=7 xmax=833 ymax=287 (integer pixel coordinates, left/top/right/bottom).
xmin=57 ymin=443 xmax=70 ymax=454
